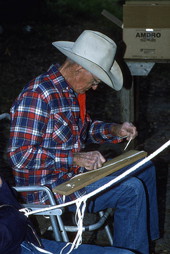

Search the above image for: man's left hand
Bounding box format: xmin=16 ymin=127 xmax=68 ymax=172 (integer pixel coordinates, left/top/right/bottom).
xmin=110 ymin=122 xmax=138 ymax=140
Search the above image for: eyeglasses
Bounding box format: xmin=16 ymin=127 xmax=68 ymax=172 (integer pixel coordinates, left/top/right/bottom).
xmin=91 ymin=74 xmax=101 ymax=86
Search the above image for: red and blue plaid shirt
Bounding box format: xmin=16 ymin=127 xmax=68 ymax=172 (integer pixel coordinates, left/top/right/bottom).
xmin=7 ymin=64 xmax=122 ymax=204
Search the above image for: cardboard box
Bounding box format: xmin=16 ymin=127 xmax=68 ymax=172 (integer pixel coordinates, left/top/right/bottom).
xmin=123 ymin=1 xmax=170 ymax=60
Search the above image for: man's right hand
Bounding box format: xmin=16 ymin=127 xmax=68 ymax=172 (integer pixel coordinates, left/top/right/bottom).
xmin=73 ymin=151 xmax=106 ymax=170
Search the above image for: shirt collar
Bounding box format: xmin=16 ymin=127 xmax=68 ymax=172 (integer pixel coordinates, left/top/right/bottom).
xmin=47 ymin=64 xmax=75 ymax=95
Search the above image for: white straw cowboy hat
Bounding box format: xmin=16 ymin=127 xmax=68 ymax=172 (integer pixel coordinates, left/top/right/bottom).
xmin=52 ymin=30 xmax=123 ymax=91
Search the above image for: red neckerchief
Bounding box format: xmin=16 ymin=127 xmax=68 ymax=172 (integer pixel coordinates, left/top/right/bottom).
xmin=77 ymin=93 xmax=86 ymax=124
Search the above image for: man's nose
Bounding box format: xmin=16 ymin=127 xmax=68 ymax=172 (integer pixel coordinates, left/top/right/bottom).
xmin=92 ymin=84 xmax=98 ymax=90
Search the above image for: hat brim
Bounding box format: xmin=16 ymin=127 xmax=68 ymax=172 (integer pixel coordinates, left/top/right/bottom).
xmin=52 ymin=41 xmax=123 ymax=91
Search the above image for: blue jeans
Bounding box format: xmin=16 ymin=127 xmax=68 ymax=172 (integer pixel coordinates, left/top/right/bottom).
xmin=21 ymin=239 xmax=134 ymax=253
xmin=68 ymin=160 xmax=159 ymax=254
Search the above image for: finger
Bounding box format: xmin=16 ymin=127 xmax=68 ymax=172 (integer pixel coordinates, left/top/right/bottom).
xmin=83 ymin=151 xmax=105 ymax=170
xmin=125 ymin=123 xmax=137 ymax=139
xmin=95 ymin=160 xmax=102 ymax=169
xmin=91 ymin=151 xmax=105 ymax=164
xmin=86 ymin=157 xmax=103 ymax=170
xmin=99 ymin=154 xmax=106 ymax=164
xmin=93 ymin=163 xmax=98 ymax=170
xmin=85 ymin=163 xmax=94 ymax=170
xmin=130 ymin=127 xmax=137 ymax=139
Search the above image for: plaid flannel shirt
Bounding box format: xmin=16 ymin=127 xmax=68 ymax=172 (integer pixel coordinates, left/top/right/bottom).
xmin=7 ymin=64 xmax=122 ymax=204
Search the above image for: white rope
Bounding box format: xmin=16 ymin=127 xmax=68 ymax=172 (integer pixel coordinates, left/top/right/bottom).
xmin=19 ymin=152 xmax=142 ymax=216
xmin=22 ymin=140 xmax=170 ymax=217
xmin=84 ymin=139 xmax=170 ymax=200
xmin=67 ymin=198 xmax=87 ymax=253
xmin=60 ymin=242 xmax=72 ymax=254
xmin=29 ymin=243 xmax=53 ymax=254
xmin=19 ymin=207 xmax=31 ymax=217
xmin=59 ymin=198 xmax=88 ymax=254
xmin=19 ymin=140 xmax=170 ymax=253
xmin=0 ymin=113 xmax=10 ymax=120
xmin=63 ymin=139 xmax=170 ymax=252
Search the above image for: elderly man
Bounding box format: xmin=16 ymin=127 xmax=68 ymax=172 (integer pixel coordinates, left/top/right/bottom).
xmin=7 ymin=30 xmax=159 ymax=254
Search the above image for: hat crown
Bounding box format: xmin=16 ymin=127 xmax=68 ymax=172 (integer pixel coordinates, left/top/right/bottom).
xmin=72 ymin=30 xmax=117 ymax=71
xmin=52 ymin=30 xmax=123 ymax=90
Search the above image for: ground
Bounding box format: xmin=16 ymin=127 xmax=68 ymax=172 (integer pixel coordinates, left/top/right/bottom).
xmin=0 ymin=13 xmax=170 ymax=254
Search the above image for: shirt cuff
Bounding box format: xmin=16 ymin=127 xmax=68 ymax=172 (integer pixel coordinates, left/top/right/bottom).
xmin=68 ymin=151 xmax=73 ymax=166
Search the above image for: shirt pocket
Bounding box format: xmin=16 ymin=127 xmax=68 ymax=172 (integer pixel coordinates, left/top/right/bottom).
xmin=52 ymin=111 xmax=78 ymax=147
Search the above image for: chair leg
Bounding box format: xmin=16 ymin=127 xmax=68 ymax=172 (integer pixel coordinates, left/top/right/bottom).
xmin=99 ymin=209 xmax=113 ymax=246
xmin=50 ymin=215 xmax=63 ymax=241
xmin=55 ymin=214 xmax=69 ymax=242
